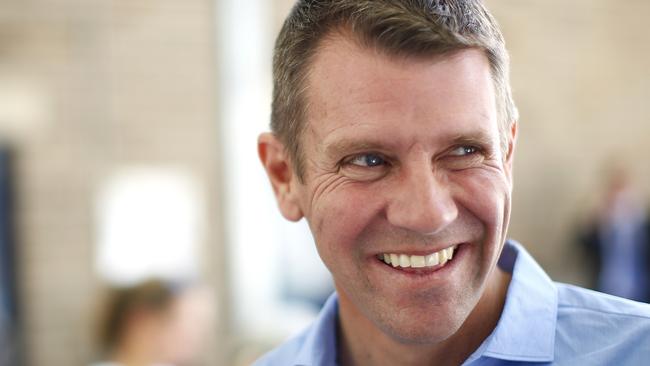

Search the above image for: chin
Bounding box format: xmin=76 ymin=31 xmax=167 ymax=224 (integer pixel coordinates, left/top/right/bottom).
xmin=381 ymin=320 xmax=459 ymax=345
xmin=373 ymin=304 xmax=468 ymax=345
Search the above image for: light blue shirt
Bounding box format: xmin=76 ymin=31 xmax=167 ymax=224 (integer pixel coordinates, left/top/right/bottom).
xmin=254 ymin=241 xmax=650 ymax=365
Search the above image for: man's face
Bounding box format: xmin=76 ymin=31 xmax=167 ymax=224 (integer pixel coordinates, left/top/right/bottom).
xmin=270 ymin=36 xmax=515 ymax=343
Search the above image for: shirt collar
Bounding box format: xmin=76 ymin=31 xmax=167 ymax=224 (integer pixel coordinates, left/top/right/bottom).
xmin=292 ymin=240 xmax=557 ymax=365
xmin=469 ymin=240 xmax=557 ymax=363
xmin=294 ymin=292 xmax=340 ymax=366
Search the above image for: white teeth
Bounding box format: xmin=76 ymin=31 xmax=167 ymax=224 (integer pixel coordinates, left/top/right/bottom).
xmin=399 ymin=254 xmax=410 ymax=267
xmin=390 ymin=254 xmax=399 ymax=267
xmin=380 ymin=246 xmax=457 ymax=269
xmin=425 ymin=252 xmax=439 ymax=266
xmin=440 ymin=248 xmax=449 ymax=262
xmin=411 ymin=255 xmax=425 ymax=268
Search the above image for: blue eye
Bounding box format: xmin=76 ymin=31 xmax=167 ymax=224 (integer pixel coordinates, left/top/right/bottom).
xmin=349 ymin=154 xmax=386 ymax=167
xmin=450 ymin=146 xmax=478 ymax=156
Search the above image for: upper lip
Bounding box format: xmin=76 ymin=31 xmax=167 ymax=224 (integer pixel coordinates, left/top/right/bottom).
xmin=372 ymin=243 xmax=464 ymax=256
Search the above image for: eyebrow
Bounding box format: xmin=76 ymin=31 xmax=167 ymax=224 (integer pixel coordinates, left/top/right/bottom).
xmin=324 ymin=139 xmax=391 ymax=159
xmin=449 ymin=130 xmax=496 ymax=148
xmin=323 ymin=129 xmax=498 ymax=158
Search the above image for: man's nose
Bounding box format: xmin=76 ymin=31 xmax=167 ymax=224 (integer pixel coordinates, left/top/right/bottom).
xmin=385 ymin=166 xmax=458 ymax=235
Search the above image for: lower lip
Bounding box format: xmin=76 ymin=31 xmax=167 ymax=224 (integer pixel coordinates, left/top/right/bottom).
xmin=373 ymin=244 xmax=467 ymax=278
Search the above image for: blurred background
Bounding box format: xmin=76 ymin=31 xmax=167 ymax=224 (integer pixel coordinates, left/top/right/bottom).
xmin=0 ymin=0 xmax=649 ymax=365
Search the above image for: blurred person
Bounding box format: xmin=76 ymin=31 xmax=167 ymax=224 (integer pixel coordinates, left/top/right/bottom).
xmin=92 ymin=279 xmax=213 ymax=366
xmin=255 ymin=0 xmax=650 ymax=365
xmin=578 ymin=165 xmax=650 ymax=302
xmin=0 ymin=147 xmax=21 ymax=366
xmin=0 ymin=309 xmax=18 ymax=366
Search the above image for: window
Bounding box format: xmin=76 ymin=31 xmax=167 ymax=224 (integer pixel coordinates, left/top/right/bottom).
xmin=95 ymin=167 xmax=204 ymax=285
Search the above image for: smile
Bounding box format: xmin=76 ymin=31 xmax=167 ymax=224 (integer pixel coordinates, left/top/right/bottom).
xmin=378 ymin=245 xmax=457 ymax=268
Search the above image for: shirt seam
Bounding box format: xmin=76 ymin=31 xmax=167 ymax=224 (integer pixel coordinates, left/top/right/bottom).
xmin=481 ymin=350 xmax=553 ymax=361
xmin=557 ymin=304 xmax=650 ymax=319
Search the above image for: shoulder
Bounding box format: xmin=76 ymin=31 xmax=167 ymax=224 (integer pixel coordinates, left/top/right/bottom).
xmin=253 ymin=293 xmax=340 ymax=366
xmin=556 ymin=282 xmax=650 ymax=319
xmin=553 ymin=283 xmax=650 ymax=364
xmin=252 ymin=329 xmax=310 ymax=366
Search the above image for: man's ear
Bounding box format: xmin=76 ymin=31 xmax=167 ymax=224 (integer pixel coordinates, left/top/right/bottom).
xmin=504 ymin=121 xmax=518 ymax=180
xmin=258 ymin=132 xmax=304 ymax=222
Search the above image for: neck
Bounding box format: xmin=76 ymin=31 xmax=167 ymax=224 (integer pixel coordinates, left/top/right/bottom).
xmin=337 ymin=268 xmax=511 ymax=366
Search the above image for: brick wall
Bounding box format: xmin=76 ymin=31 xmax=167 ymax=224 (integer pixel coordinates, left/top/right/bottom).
xmin=0 ymin=1 xmax=224 ymax=365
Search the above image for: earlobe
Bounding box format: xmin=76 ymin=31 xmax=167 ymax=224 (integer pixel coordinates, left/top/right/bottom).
xmin=258 ymin=133 xmax=304 ymax=222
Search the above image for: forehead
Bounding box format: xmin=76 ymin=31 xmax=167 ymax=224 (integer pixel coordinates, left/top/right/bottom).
xmin=303 ymin=34 xmax=497 ymax=145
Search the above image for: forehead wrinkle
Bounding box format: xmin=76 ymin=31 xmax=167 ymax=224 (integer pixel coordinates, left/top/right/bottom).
xmin=306 ymin=70 xmax=400 ymax=129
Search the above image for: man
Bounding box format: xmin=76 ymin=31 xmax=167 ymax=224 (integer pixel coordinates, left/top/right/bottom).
xmin=578 ymin=166 xmax=650 ymax=302
xmin=256 ymin=1 xmax=650 ymax=365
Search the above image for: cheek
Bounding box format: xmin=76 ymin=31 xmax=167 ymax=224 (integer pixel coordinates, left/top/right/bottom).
xmin=308 ymin=184 xmax=383 ymax=260
xmin=452 ymin=169 xmax=510 ymax=218
xmin=450 ymin=169 xmax=511 ymax=255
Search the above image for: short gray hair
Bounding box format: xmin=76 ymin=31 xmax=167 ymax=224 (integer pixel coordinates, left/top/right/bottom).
xmin=272 ymin=0 xmax=518 ymax=179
